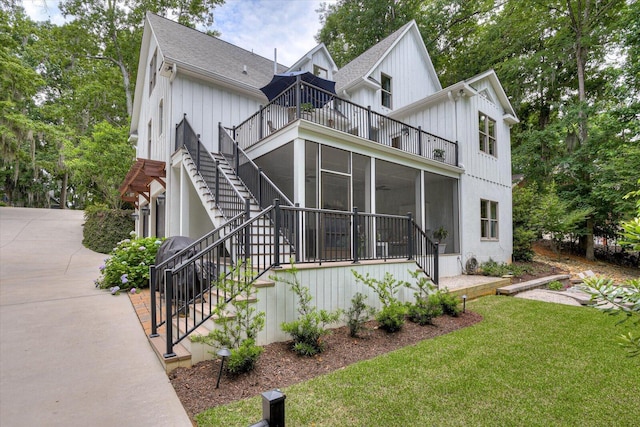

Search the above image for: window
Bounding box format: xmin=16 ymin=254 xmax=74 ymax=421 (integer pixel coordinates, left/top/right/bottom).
xmin=158 ymin=99 xmax=163 ymax=136
xmin=149 ymin=49 xmax=157 ymax=95
xmin=147 ymin=120 xmax=152 ymax=158
xmin=478 ymin=113 xmax=496 ymax=156
xmin=313 ymin=64 xmax=327 ymax=79
xmin=480 ymin=199 xmax=498 ymax=239
xmin=381 ymin=73 xmax=392 ymax=108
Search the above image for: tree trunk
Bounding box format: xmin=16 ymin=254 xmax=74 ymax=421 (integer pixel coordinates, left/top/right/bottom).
xmin=60 ymin=172 xmax=68 ymax=209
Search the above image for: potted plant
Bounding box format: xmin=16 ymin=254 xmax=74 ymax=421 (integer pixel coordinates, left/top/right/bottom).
xmin=300 ymin=102 xmax=314 ymax=119
xmin=433 ymin=148 xmax=446 ymax=161
xmin=433 ymin=226 xmax=448 ymax=254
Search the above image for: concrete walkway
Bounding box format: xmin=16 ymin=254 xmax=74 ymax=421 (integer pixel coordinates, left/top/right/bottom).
xmin=0 ymin=207 xmax=191 ymax=427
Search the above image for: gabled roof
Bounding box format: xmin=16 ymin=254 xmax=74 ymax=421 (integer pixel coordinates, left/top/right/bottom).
xmin=147 ymin=13 xmax=288 ymax=89
xmin=286 ymin=43 xmax=338 ymax=74
xmin=466 ymin=70 xmax=519 ymax=124
xmin=333 ymin=20 xmax=440 ymax=93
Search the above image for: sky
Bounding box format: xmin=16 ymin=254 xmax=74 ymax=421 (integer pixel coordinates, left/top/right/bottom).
xmin=21 ymin=0 xmax=337 ymax=66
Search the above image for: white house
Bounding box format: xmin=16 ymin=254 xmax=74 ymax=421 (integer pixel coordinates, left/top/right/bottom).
xmin=120 ymin=13 xmax=517 ymax=362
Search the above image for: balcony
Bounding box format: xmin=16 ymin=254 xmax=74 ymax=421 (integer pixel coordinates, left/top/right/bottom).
xmin=231 ymin=81 xmax=459 ymax=167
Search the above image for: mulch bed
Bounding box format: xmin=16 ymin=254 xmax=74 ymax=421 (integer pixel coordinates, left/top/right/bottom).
xmin=169 ymin=312 xmax=482 ymax=419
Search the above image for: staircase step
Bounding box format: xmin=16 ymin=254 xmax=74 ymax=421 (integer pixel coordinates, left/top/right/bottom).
xmin=148 ymin=335 xmax=192 ymax=373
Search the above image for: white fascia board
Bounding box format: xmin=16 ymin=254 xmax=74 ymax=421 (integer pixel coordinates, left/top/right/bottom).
xmin=389 ymin=82 xmax=477 ymax=119
xmin=130 ymin=19 xmax=154 ymax=135
xmin=163 ymin=57 xmax=268 ymax=101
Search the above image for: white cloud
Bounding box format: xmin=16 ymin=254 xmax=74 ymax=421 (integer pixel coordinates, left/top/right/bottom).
xmin=211 ymin=0 xmax=335 ymax=66
xmin=20 ymin=0 xmax=336 ymax=66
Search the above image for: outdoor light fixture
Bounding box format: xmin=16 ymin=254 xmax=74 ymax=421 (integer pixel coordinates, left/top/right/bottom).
xmin=215 ymin=347 xmax=231 ymax=388
xmin=157 ymin=193 xmax=165 ymax=205
xmin=402 ymin=126 xmax=410 ymax=136
xmin=131 ymin=212 xmax=139 ymax=220
xmin=462 ymin=294 xmax=467 ymax=313
xmin=141 ymin=205 xmax=150 ymax=216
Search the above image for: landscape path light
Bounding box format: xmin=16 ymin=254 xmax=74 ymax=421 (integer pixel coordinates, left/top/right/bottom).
xmin=215 ymin=347 xmax=231 ymax=388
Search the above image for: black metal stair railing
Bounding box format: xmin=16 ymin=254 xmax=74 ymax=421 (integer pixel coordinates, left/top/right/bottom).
xmin=219 ymin=124 xmax=293 ymax=210
xmin=176 ymin=116 xmax=247 ymax=221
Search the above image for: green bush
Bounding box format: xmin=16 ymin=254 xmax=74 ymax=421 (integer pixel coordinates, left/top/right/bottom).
xmin=430 ymin=290 xmax=462 ymax=317
xmin=345 ymin=292 xmax=376 ymax=338
xmin=407 ymin=298 xmax=443 ymax=325
xmin=278 ymin=263 xmax=341 ymax=356
xmin=94 ymin=233 xmax=164 ymax=291
xmin=227 ymin=339 xmax=264 ymax=375
xmin=83 ymin=204 xmax=134 ymax=253
xmin=479 ymin=259 xmax=534 ymax=277
xmin=513 ymin=228 xmax=536 ymax=261
xmin=377 ymin=302 xmax=407 ymax=332
xmin=548 ymin=280 xmax=564 ymax=291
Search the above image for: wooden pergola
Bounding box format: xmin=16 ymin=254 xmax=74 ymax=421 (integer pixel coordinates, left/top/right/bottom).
xmin=119 ymin=158 xmax=166 ymax=208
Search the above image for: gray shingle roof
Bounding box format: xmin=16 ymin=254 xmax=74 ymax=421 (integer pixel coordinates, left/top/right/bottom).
xmin=334 ymin=21 xmax=414 ymax=92
xmin=147 ymin=13 xmax=287 ymax=89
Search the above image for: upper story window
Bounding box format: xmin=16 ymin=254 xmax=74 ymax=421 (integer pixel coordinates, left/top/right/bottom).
xmin=158 ymin=99 xmax=163 ymax=136
xmin=381 ymin=73 xmax=392 ymax=108
xmin=313 ymin=64 xmax=328 ymax=79
xmin=478 ymin=112 xmax=496 ymax=156
xmin=149 ymin=49 xmax=157 ymax=95
xmin=480 ymin=199 xmax=498 ymax=240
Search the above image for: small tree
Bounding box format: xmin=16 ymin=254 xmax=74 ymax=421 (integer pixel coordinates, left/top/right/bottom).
xmin=352 ymin=270 xmax=407 ymax=332
xmin=404 ymin=270 xmax=442 ymax=325
xmin=344 ymin=292 xmax=376 ymax=337
xmin=278 ymin=263 xmax=341 ymax=356
xmin=192 ymin=261 xmax=265 ymax=374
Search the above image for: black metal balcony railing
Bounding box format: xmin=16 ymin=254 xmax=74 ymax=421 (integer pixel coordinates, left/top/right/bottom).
xmin=232 ymin=81 xmax=458 ymax=166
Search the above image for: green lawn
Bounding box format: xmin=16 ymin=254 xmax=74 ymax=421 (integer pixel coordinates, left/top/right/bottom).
xmin=196 ymin=296 xmax=639 ymax=426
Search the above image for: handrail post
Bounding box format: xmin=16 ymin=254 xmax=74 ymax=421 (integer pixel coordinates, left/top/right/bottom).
xmin=407 ymin=213 xmax=414 ymax=260
xmin=274 ymin=198 xmax=281 ymax=267
xmin=258 ymin=105 xmax=264 ymax=140
xmin=352 ymin=207 xmax=359 ymax=263
xmin=434 ymin=248 xmax=439 ymax=287
xmin=258 ymin=168 xmax=264 ymax=208
xmin=235 ymin=140 xmax=240 ymax=173
xmin=296 ymin=76 xmax=302 ymax=119
xmin=294 ymin=202 xmax=301 ymax=263
xmin=164 ymin=269 xmax=176 ymax=358
xmin=455 ymin=141 xmax=459 ymax=166
xmin=196 ymin=135 xmax=201 ymax=170
xmin=367 ymin=106 xmax=373 ymax=141
xmin=215 ymin=160 xmax=220 ymax=205
xmin=244 ymin=198 xmax=251 ymax=262
xmin=418 ymin=126 xmax=423 ymax=157
xmin=150 ymin=265 xmax=158 ymax=337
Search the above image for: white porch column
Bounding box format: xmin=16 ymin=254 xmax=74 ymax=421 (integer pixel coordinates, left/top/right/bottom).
xmin=292 ymin=137 xmax=305 ymax=206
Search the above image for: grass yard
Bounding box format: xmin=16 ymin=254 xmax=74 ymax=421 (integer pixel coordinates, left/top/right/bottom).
xmin=196 ymin=296 xmax=639 ymax=426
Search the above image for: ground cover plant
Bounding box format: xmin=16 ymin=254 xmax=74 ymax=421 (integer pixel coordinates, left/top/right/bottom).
xmin=195 ymin=296 xmax=640 ymax=426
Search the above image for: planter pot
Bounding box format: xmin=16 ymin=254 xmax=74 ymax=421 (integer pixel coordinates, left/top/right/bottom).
xmin=438 ymin=243 xmax=447 ymax=254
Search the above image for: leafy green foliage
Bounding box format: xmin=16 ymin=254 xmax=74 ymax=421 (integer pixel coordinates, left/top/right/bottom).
xmin=94 ymin=232 xmax=163 ymax=290
xmin=82 ymin=204 xmax=135 ymax=253
xmin=512 ymin=184 xmax=539 ymax=261
xmin=430 ymin=290 xmax=462 ymax=317
xmin=277 ymin=264 xmax=341 ymax=356
xmin=478 ymin=258 xmax=533 ymax=277
xmin=226 ymin=339 xmax=264 ymax=376
xmin=404 ymin=270 xmax=441 ymax=325
xmin=192 ymin=261 xmax=265 ymax=373
xmin=344 ymin=292 xmax=376 ymax=338
xmin=352 ymin=270 xmax=406 ymax=332
xmin=581 ymin=276 xmax=640 ymax=357
xmin=548 ymin=281 xmax=564 ymax=291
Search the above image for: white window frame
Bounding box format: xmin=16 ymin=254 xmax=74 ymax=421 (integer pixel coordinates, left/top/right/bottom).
xmin=480 ymin=199 xmax=499 ymax=240
xmin=381 ymin=73 xmax=392 ymax=109
xmin=313 ymin=64 xmax=328 ymax=79
xmin=147 ymin=120 xmax=152 ymax=159
xmin=158 ymin=99 xmax=163 ymax=136
xmin=479 ymin=112 xmax=496 ymax=156
xmin=149 ymin=49 xmax=157 ymax=95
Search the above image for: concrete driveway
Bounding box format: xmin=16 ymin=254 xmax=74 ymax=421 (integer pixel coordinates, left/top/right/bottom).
xmin=0 ymin=207 xmax=191 ymax=426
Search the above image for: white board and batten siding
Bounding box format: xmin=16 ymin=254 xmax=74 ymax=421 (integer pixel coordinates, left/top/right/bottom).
xmin=254 ymin=261 xmax=421 ymax=346
xmin=170 ymin=75 xmax=264 ymax=153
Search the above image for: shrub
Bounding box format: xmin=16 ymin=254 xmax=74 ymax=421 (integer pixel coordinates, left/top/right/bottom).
xmin=405 ymin=270 xmax=441 ymax=325
xmin=353 ymin=270 xmax=406 ymax=332
xmin=83 ymin=204 xmax=134 ymax=254
xmin=278 ymin=263 xmax=341 ymax=356
xmin=407 ymin=298 xmax=442 ymax=325
xmin=95 ymin=233 xmax=164 ymax=290
xmin=227 ymin=339 xmax=263 ymax=375
xmin=479 ymin=259 xmax=534 ymax=277
xmin=548 ymin=280 xmax=564 ymax=291
xmin=377 ymin=302 xmax=407 ymax=332
xmin=430 ymin=290 xmax=462 ymax=317
xmin=344 ymin=292 xmax=376 ymax=338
